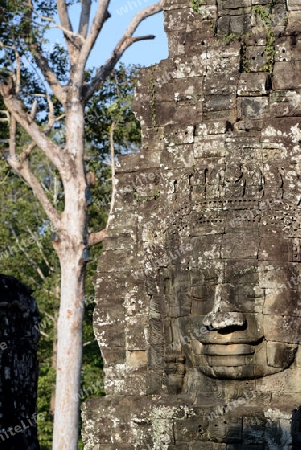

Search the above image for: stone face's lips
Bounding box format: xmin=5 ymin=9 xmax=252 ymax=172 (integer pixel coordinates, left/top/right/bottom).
xmin=202 ymin=344 xmax=255 ymax=356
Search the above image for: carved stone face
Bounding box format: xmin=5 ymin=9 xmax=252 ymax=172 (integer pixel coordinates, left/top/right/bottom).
xmin=170 ymin=226 xmax=301 ymax=380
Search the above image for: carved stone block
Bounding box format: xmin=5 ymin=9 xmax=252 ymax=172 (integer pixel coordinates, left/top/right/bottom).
xmin=82 ymin=0 xmax=301 ymax=448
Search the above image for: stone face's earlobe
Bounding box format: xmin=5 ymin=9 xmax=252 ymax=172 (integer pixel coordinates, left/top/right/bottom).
xmin=266 ymin=341 xmax=298 ymax=369
xmin=163 ymin=355 xmax=186 ymax=394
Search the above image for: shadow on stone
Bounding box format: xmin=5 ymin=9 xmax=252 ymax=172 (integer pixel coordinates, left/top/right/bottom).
xmin=0 ymin=274 xmax=40 ymax=450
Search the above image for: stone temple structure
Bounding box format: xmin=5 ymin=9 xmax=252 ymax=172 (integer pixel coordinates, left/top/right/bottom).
xmin=82 ymin=0 xmax=301 ymax=448
xmin=0 ymin=275 xmax=40 ymax=450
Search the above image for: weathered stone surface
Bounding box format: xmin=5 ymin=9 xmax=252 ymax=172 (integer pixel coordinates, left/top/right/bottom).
xmin=0 ymin=275 xmax=40 ymax=449
xmin=82 ymin=0 xmax=301 ymax=448
xmin=273 ymin=61 xmax=301 ymax=90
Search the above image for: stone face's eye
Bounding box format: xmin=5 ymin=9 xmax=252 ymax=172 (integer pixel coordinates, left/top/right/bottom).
xmin=190 ymin=285 xmax=215 ymax=316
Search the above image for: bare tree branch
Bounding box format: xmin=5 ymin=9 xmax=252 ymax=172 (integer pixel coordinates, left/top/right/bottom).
xmin=9 ymin=114 xmax=17 ymax=160
xmin=19 ymin=141 xmax=37 ymax=163
xmin=33 ymin=14 xmax=85 ymax=43
xmin=0 ymin=41 xmax=14 ymax=50
xmin=88 ymin=229 xmax=107 ymax=246
xmin=76 ymin=0 xmax=111 ymax=72
xmin=83 ymin=338 xmax=96 ymax=347
xmin=10 ymin=226 xmax=47 ymax=281
xmin=18 ymin=104 xmax=64 ymax=164
xmin=0 ymin=110 xmax=9 ymax=122
xmin=0 ymin=88 xmax=69 ymax=175
xmin=27 ymin=226 xmax=54 ymax=272
xmin=0 ymin=173 xmax=9 ymax=184
xmin=78 ymin=0 xmax=92 ymax=38
xmin=23 ymin=1 xmax=67 ymax=104
xmin=15 ymin=52 xmax=21 ymax=94
xmin=32 ymin=51 xmax=67 ymax=104
xmin=8 ymin=48 xmax=20 ymax=162
xmin=130 ymin=34 xmax=155 ymax=44
xmin=83 ymin=0 xmax=163 ymax=100
xmin=84 ymin=35 xmax=155 ymax=100
xmin=28 ymin=100 xmax=38 ymax=123
xmin=44 ymin=94 xmax=66 ymax=134
xmin=45 ymin=93 xmax=54 ymax=130
xmin=57 ymin=0 xmax=73 ymax=32
xmin=40 ymin=330 xmax=50 ymax=338
xmin=49 ymin=24 xmax=85 ymax=42
xmin=45 ymin=312 xmax=56 ymax=321
xmin=9 ymin=158 xmax=61 ymax=230
xmin=1 ymin=87 xmax=64 ymax=230
xmin=56 ymin=0 xmax=84 ymax=58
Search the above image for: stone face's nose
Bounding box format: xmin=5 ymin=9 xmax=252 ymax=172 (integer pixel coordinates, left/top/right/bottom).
xmin=203 ymin=310 xmax=246 ymax=330
xmin=202 ymin=283 xmax=246 ymax=331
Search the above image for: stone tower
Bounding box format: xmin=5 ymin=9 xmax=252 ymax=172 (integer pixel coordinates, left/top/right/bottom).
xmin=0 ymin=275 xmax=40 ymax=449
xmin=82 ymin=1 xmax=301 ymax=448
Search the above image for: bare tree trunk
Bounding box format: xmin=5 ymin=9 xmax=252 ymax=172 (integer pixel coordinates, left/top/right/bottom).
xmin=52 ymin=99 xmax=88 ymax=449
xmin=50 ymin=285 xmax=59 ymax=417
xmin=53 ymin=251 xmax=85 ymax=449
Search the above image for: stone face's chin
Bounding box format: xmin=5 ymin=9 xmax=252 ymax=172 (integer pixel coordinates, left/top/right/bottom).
xmin=195 ymin=342 xmax=298 ymax=380
xmin=199 ymin=364 xmax=257 ymax=380
xmin=199 ymin=363 xmax=287 ymax=380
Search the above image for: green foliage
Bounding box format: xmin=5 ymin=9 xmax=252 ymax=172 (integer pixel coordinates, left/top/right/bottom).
xmin=37 ymin=367 xmax=56 ymax=449
xmin=0 ymin=61 xmax=141 ymax=448
xmin=213 ymin=4 xmax=276 ymax=74
xmin=252 ymin=4 xmax=273 ymax=25
xmin=252 ymin=4 xmax=275 ymax=73
xmin=84 ymin=63 xmax=141 ymax=162
xmin=218 ymin=32 xmax=242 ymax=45
xmin=283 ymin=15 xmax=288 ymax=26
xmin=191 ymin=0 xmax=203 ymax=14
xmin=0 ymin=0 xmax=68 ymax=129
xmin=0 ymin=0 xmax=56 ymax=51
xmin=0 ymin=158 xmax=59 ymax=448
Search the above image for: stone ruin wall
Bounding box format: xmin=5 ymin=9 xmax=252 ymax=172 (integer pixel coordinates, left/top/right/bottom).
xmin=82 ymin=0 xmax=301 ymax=449
xmin=0 ymin=275 xmax=40 ymax=449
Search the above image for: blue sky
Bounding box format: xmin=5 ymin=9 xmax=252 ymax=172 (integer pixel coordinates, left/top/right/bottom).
xmin=67 ymin=1 xmax=169 ymax=69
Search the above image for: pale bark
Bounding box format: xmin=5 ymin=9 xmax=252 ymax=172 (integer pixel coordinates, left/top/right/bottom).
xmin=32 ymin=52 xmax=66 ymax=105
xmin=78 ymin=0 xmax=92 ymax=37
xmin=88 ymin=229 xmax=107 ymax=246
xmin=11 ymin=159 xmax=61 ymax=229
xmin=50 ymin=314 xmax=57 ymax=416
xmin=0 ymin=90 xmax=67 ymax=175
xmin=51 ymin=99 xmax=88 ymax=447
xmin=34 ymin=13 xmax=85 ymax=43
xmin=57 ymin=0 xmax=73 ymax=32
xmin=53 ymin=249 xmax=85 ymax=449
xmin=19 ymin=142 xmax=36 ymax=162
xmin=77 ymin=0 xmax=111 ymax=72
xmin=108 ymin=121 xmax=116 ymax=225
